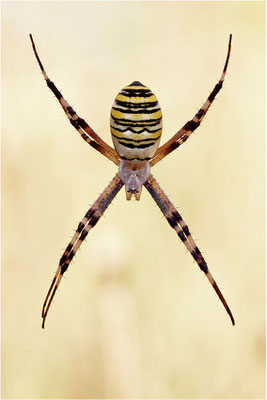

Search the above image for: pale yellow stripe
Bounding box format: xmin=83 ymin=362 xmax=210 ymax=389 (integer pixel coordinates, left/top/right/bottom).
xmin=111 ymin=109 xmax=162 ymax=121
xmin=111 ymin=126 xmax=162 ymax=139
xmin=124 ymin=85 xmax=150 ymax=90
xmin=116 ymin=93 xmax=158 ymax=104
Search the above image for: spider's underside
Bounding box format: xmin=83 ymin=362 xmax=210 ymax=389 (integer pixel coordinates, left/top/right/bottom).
xmin=30 ymin=34 xmax=235 ymax=328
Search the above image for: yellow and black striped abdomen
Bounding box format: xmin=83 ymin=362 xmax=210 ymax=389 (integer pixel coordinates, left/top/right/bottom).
xmin=110 ymin=81 xmax=162 ymax=160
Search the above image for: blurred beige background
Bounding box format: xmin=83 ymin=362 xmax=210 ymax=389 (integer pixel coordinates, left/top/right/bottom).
xmin=2 ymin=1 xmax=265 ymax=399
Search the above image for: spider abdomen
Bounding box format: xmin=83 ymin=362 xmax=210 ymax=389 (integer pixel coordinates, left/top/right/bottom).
xmin=110 ymin=81 xmax=162 ymax=160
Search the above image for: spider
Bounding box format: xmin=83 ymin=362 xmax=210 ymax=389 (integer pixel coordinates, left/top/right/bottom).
xmin=30 ymin=34 xmax=235 ymax=328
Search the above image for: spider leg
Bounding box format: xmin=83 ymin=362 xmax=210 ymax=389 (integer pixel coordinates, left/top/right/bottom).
xmin=151 ymin=34 xmax=232 ymax=167
xmin=42 ymin=173 xmax=124 ymax=328
xmin=29 ymin=34 xmax=120 ymax=166
xmin=144 ymin=174 xmax=235 ymax=325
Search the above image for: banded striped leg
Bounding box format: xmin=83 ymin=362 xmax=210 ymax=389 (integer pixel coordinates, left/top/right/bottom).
xmin=150 ymin=34 xmax=232 ymax=167
xmin=42 ymin=174 xmax=124 ymax=328
xmin=29 ymin=34 xmax=120 ymax=166
xmin=144 ymin=174 xmax=235 ymax=325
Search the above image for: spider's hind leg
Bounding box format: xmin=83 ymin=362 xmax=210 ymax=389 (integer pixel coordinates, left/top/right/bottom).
xmin=151 ymin=34 xmax=232 ymax=166
xmin=29 ymin=34 xmax=120 ymax=165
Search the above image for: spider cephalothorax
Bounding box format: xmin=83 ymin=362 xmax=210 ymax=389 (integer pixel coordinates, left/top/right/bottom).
xmin=30 ymin=34 xmax=235 ymax=328
xmin=119 ymin=159 xmax=150 ymax=200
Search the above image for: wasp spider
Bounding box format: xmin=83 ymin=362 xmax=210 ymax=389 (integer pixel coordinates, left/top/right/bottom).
xmin=30 ymin=34 xmax=234 ymax=328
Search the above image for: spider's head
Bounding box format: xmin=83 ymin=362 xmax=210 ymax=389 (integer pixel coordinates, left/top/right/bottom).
xmin=119 ymin=159 xmax=150 ymax=201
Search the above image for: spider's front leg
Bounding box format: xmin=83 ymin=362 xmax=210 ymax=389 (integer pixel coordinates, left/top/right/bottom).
xmin=42 ymin=174 xmax=124 ymax=328
xmin=144 ymin=174 xmax=235 ymax=325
